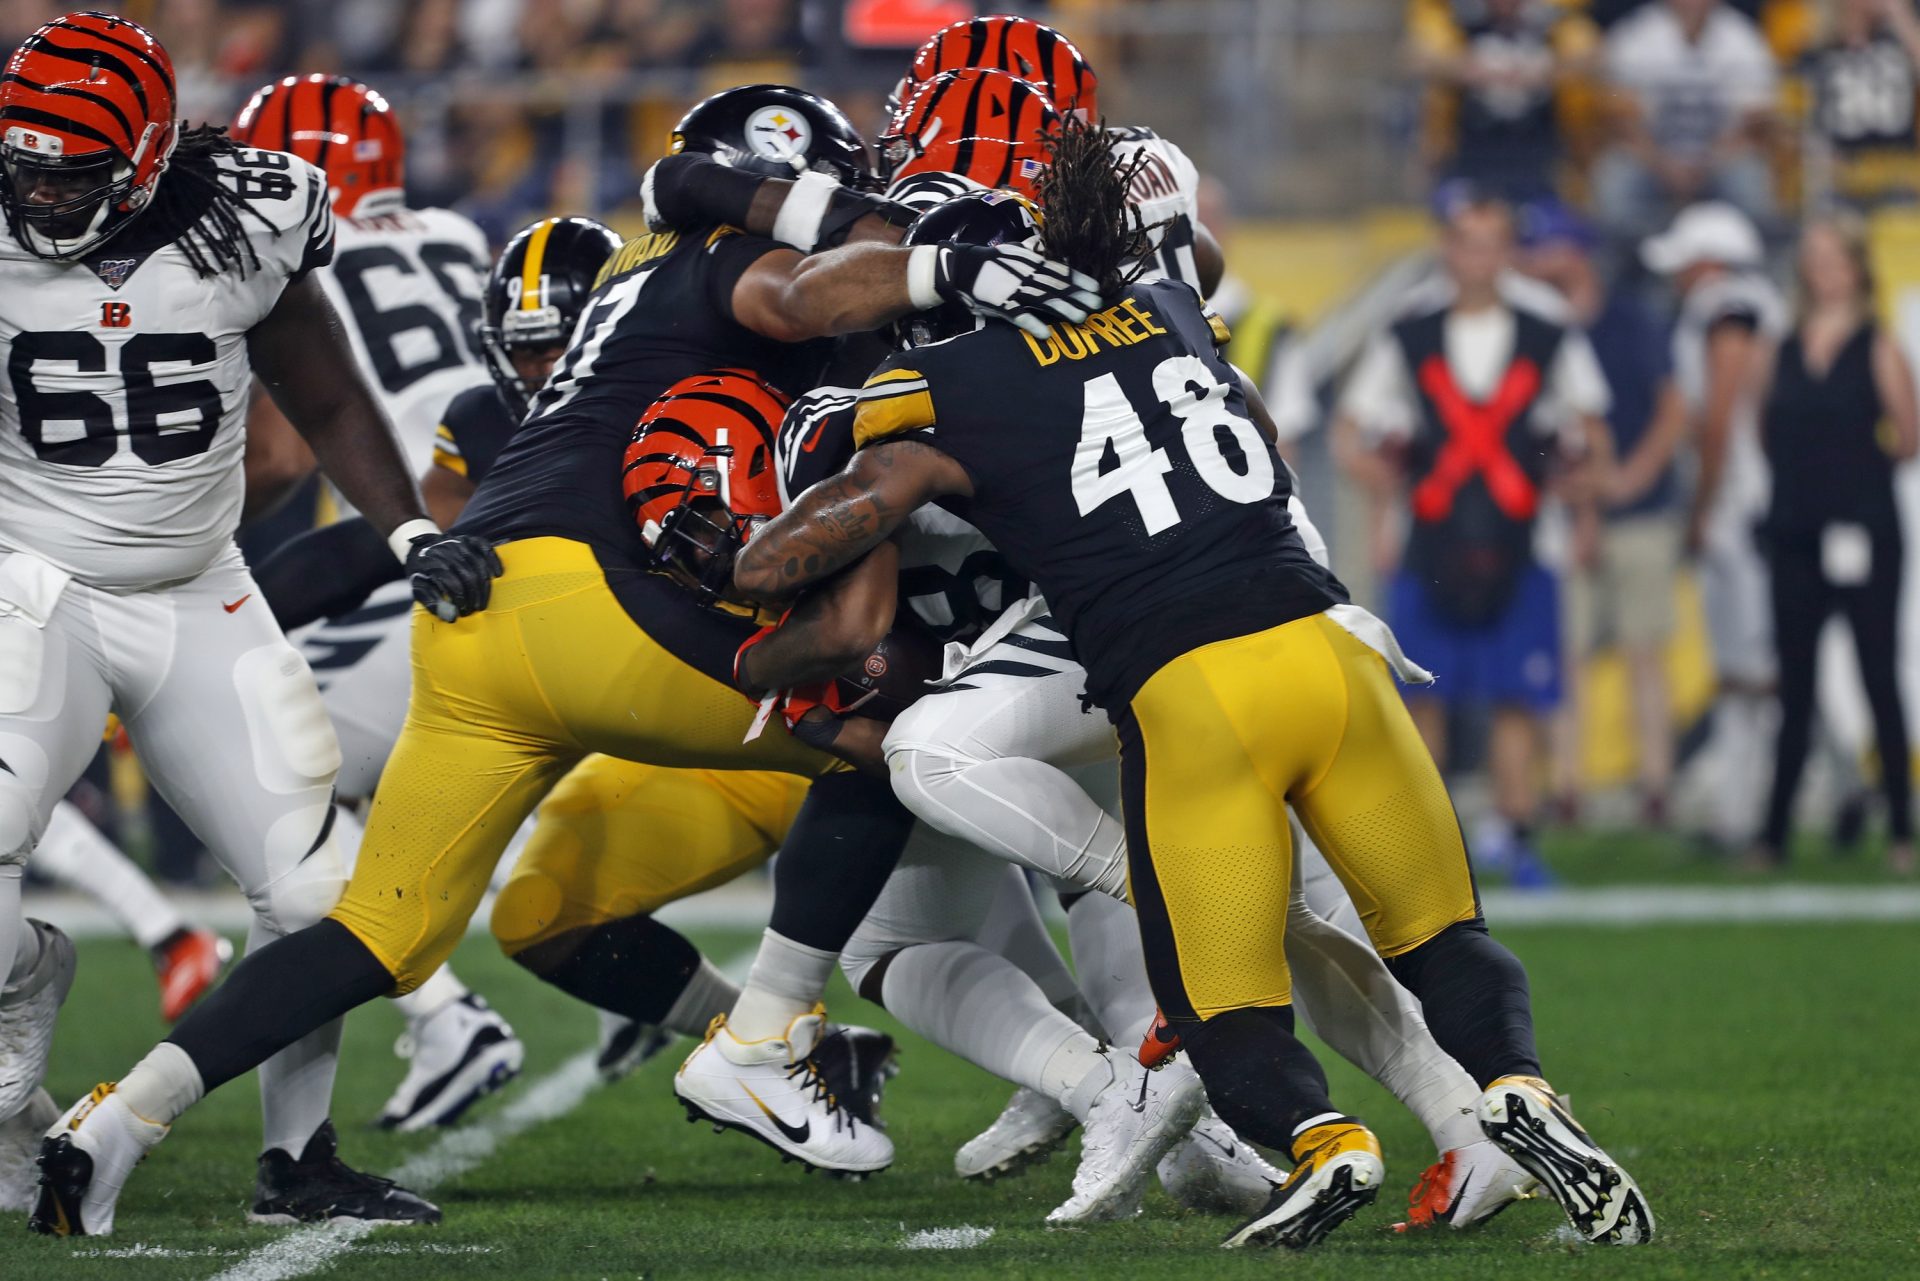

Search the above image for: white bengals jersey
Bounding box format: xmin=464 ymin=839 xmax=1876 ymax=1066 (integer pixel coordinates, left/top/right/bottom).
xmin=0 ymin=147 xmax=333 ymax=590
xmin=1108 ymin=126 xmax=1203 ymax=292
xmin=315 ymin=202 xmax=490 ymax=477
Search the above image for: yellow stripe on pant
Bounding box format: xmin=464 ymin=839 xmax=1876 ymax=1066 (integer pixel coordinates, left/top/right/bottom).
xmin=330 ymin=536 xmax=835 ymax=991
xmin=491 ymin=754 xmax=807 ymax=955
xmin=1120 ymin=612 xmax=1478 ymax=1021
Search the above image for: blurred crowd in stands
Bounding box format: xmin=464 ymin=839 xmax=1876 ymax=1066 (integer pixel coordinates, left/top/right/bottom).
xmin=11 ymin=0 xmax=1919 ymax=884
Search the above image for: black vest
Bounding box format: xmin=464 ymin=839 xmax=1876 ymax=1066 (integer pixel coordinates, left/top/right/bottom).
xmin=1394 ymin=304 xmax=1564 ymax=625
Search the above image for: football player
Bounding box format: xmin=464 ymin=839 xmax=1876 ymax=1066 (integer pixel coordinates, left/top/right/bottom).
xmin=0 ymin=11 xmax=497 ymax=1231
xmin=229 ymin=72 xmax=523 ymax=1134
xmin=645 ymin=26 xmax=1529 ymax=1225
xmin=37 ymin=83 xmax=1099 ymax=1233
xmin=733 ymin=128 xmax=1655 ymax=1251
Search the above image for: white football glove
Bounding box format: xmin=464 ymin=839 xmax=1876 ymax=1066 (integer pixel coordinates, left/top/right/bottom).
xmin=909 ymin=242 xmax=1101 ymax=338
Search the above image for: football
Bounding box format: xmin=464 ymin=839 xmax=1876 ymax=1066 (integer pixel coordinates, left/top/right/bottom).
xmin=833 ymin=616 xmax=946 ymax=721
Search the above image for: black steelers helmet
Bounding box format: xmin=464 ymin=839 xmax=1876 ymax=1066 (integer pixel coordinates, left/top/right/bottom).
xmin=670 ymin=85 xmax=876 ymax=189
xmin=896 ymin=189 xmax=1046 ymax=349
xmin=479 ymin=215 xmax=622 ymax=421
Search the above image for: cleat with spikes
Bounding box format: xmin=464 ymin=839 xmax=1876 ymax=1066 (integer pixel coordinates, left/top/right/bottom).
xmin=1223 ymin=1117 xmax=1382 ymax=1250
xmin=28 ymin=1082 xmax=168 ymax=1237
xmin=1394 ymin=1138 xmax=1537 ymax=1232
xmin=956 ymin=1086 xmax=1077 ymax=1182
xmin=1047 ymin=1052 xmax=1205 ymax=1225
xmin=152 ymin=927 xmax=230 ymax=1024
xmin=673 ymin=1007 xmax=892 ymax=1175
xmin=1478 ymin=1076 xmax=1652 ymax=1245
xmin=249 ymin=1120 xmax=439 ymax=1226
xmin=1137 ymin=1006 xmax=1182 ymax=1070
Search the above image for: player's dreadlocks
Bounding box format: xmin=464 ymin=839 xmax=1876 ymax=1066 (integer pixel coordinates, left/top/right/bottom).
xmin=142 ymin=124 xmax=279 ymax=279
xmin=1032 ymin=115 xmax=1159 ymax=300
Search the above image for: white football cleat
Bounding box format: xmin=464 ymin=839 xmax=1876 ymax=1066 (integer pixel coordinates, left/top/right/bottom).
xmin=1395 ymin=1137 xmax=1537 ymax=1231
xmin=1478 ymin=1075 xmax=1653 ymax=1245
xmin=0 ymin=921 xmax=76 ymax=1121
xmin=1156 ymin=1105 xmax=1286 ymax=1216
xmin=673 ymin=1007 xmax=892 ymax=1176
xmin=1047 ymin=1051 xmax=1205 ymax=1225
xmin=0 ymin=1088 xmax=58 ymax=1213
xmin=376 ymin=994 xmax=524 ymax=1132
xmin=955 ymin=1086 xmax=1077 ymax=1181
xmin=29 ymin=1083 xmax=169 ymax=1237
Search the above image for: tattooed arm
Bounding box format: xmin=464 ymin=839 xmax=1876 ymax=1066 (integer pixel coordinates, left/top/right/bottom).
xmin=737 ymin=541 xmax=901 ymax=698
xmin=734 ymin=437 xmax=973 ymax=604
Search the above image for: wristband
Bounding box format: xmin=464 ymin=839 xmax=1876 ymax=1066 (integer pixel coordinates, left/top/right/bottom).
xmin=388 ymin=518 xmax=439 ymax=564
xmin=906 ymin=244 xmax=943 ymax=310
xmin=770 ymin=170 xmax=841 ymax=251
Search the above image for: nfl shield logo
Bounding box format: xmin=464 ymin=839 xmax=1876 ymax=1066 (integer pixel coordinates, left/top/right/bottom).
xmin=95 ymin=258 xmax=137 ymax=290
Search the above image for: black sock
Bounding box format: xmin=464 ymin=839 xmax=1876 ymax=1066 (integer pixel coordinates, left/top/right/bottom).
xmin=166 ymin=919 xmax=392 ymax=1092
xmin=1179 ymin=1004 xmax=1335 ymax=1154
xmin=768 ymin=770 xmax=915 ymax=952
xmin=1384 ymin=918 xmax=1542 ymax=1087
xmin=511 ymin=915 xmax=702 ymax=1024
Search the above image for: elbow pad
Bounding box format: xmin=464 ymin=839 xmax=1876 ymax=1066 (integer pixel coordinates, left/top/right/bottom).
xmin=773 ymin=173 xmax=918 ymax=252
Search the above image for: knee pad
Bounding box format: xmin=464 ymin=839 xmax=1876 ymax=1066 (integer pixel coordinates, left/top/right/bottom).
xmin=490 ymin=868 xmax=569 ymax=957
xmin=253 ymin=814 xmax=348 ymax=935
xmin=234 ymin=643 xmax=343 ymax=794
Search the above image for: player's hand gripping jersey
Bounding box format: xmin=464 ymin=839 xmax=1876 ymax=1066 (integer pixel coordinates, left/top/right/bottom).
xmin=0 ymin=148 xmax=333 ymax=589
xmin=854 ymin=279 xmax=1345 ymax=707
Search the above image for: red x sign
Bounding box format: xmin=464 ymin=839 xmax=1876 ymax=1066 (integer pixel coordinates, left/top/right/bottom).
xmin=1410 ymin=353 xmax=1543 ymax=524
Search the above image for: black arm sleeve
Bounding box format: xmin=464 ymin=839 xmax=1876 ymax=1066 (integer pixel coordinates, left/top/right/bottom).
xmin=253 ymin=516 xmax=402 ymax=631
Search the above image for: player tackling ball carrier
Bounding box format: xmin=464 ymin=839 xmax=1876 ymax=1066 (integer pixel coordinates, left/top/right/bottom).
xmin=734 ymin=120 xmax=1654 ymax=1250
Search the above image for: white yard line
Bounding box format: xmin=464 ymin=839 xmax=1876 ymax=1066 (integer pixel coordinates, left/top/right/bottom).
xmin=30 ymin=881 xmax=1920 ymax=941
xmin=899 ymin=1225 xmax=994 ymax=1250
xmin=195 ymin=943 xmax=759 ymax=1281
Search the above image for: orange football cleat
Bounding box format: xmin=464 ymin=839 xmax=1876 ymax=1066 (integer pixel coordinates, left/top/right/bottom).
xmin=1137 ymin=1007 xmax=1182 ymax=1069
xmin=154 ymin=927 xmax=231 ymax=1024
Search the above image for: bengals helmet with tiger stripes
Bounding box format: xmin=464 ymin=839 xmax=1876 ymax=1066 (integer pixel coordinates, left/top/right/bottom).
xmin=232 ymin=74 xmax=404 ymax=217
xmin=0 ymin=10 xmax=179 ymax=259
xmin=894 ymin=15 xmax=1099 ymax=120
xmin=623 ymin=370 xmax=790 ymax=605
xmin=881 ymin=68 xmax=1058 ymax=201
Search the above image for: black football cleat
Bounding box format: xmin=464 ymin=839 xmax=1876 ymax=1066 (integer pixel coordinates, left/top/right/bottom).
xmin=248 ymin=1120 xmax=440 ymax=1226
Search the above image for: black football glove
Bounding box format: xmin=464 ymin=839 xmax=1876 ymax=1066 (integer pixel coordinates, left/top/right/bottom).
xmin=405 ymin=532 xmax=503 ymax=622
xmin=929 ymin=242 xmax=1102 ymax=338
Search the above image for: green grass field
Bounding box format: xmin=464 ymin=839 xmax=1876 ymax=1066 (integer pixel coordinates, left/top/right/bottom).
xmin=5 ymin=900 xmax=1919 ymax=1281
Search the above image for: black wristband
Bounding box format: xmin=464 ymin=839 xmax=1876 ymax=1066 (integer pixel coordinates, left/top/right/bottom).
xmin=815 ymin=189 xmax=920 ymax=249
xmin=651 ymin=153 xmax=761 ymax=231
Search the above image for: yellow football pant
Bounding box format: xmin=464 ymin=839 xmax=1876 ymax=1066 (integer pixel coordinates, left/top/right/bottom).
xmin=330 ymin=537 xmax=834 ymax=991
xmin=1119 ymin=613 xmax=1478 ymax=1021
xmin=491 ymin=754 xmax=806 ymax=955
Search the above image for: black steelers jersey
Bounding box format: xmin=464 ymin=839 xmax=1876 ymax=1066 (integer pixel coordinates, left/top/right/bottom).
xmin=777 ymin=384 xmax=1025 ymax=645
xmin=431 ymin=384 xmax=517 ymax=488
xmin=853 ymin=279 xmax=1346 ymax=708
xmin=454 ymin=224 xmax=832 ymax=562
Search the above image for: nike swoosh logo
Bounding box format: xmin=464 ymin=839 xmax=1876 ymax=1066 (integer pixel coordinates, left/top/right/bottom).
xmin=222 ymin=594 xmax=252 ymax=614
xmin=1195 ymin=1129 xmax=1236 ymax=1160
xmin=1441 ymin=1170 xmax=1473 ymax=1222
xmin=740 ymin=1082 xmax=810 ymax=1144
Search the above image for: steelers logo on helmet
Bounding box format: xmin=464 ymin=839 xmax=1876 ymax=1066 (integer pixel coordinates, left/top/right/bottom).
xmin=745 ymin=105 xmax=813 ymax=164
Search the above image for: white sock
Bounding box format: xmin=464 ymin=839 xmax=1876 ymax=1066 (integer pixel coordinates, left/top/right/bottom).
xmin=116 ymin=1041 xmax=204 ymax=1126
xmin=246 ymin=916 xmax=343 ymax=1156
xmin=877 ymin=939 xmax=1100 ymax=1104
xmin=390 ymin=966 xmax=469 ymax=1023
xmin=730 ymin=929 xmax=836 ymax=1040
xmin=1064 ymin=892 xmax=1157 ymax=1049
xmin=664 ymin=956 xmax=741 ymax=1038
xmin=0 ymin=870 xmax=29 ymax=990
xmin=1285 ymin=898 xmax=1482 ymax=1152
xmin=34 ymin=802 xmax=184 ymax=950
xmin=1062 ymin=1046 xmax=1119 ymax=1124
xmin=1041 ymin=1036 xmax=1107 ymax=1117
